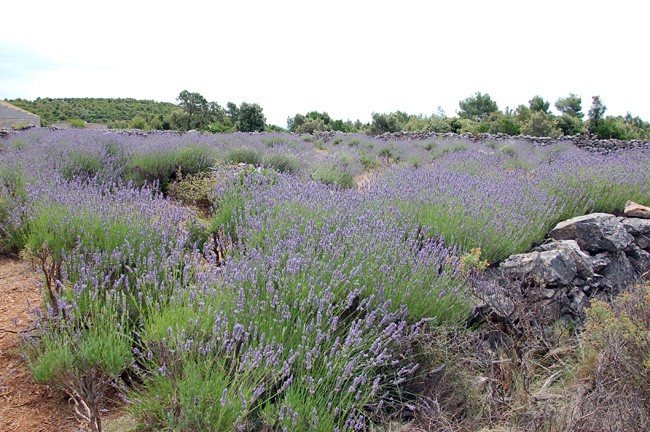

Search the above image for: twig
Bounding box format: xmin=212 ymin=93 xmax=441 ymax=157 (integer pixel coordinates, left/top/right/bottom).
xmin=0 ymin=327 xmax=36 ymax=334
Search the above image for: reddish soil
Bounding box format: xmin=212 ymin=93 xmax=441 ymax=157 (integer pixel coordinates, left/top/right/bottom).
xmin=0 ymin=258 xmax=78 ymax=431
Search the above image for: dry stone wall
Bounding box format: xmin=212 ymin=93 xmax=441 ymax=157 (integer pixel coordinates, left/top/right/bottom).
xmin=475 ymin=211 xmax=650 ymax=325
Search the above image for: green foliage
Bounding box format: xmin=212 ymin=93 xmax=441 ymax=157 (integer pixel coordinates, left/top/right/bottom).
xmin=0 ymin=167 xmax=28 ymax=254
xmin=359 ymin=151 xmax=380 ymax=170
xmin=263 ymin=153 xmax=301 ymax=174
xmin=262 ymin=137 xmax=286 ymax=147
xmin=69 ymin=118 xmax=86 ymax=128
xmin=378 ymin=146 xmax=400 ymax=162
xmin=311 ymin=165 xmax=355 ymax=189
xmin=236 ymin=102 xmax=266 ymax=132
xmin=556 ymin=114 xmax=584 ymax=135
xmin=167 ymin=172 xmax=221 ymax=213
xmin=60 ymin=150 xmax=104 ymax=180
xmin=555 ymin=93 xmax=584 ymax=118
xmin=225 ymin=147 xmax=262 ymax=166
xmin=294 ymin=117 xmax=329 ymax=134
xmin=128 ymin=115 xmax=148 ymax=130
xmin=528 ymin=95 xmax=550 ymax=113
xmin=126 ymin=146 xmax=216 ymax=192
xmin=487 ymin=113 xmax=521 ymax=135
xmin=498 ymin=145 xmax=517 ymax=157
xmin=521 ymin=111 xmax=561 ymax=137
xmin=7 ymin=97 xmax=177 ymax=127
xmin=458 ymin=92 xmax=499 ymax=121
xmin=175 ymin=90 xmax=209 ymax=131
xmin=370 ymin=112 xmax=401 ymax=134
xmin=588 ymin=95 xmax=607 ymax=134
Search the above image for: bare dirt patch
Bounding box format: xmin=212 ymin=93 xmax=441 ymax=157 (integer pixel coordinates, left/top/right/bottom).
xmin=0 ymin=258 xmax=78 ymax=432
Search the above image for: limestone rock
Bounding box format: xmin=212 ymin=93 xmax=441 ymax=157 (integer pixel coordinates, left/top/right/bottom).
xmin=624 ymin=200 xmax=650 ymax=219
xmin=598 ymin=251 xmax=639 ymax=293
xmin=621 ymin=217 xmax=650 ymax=249
xmin=534 ymin=239 xmax=595 ymax=280
xmin=500 ymin=249 xmax=577 ymax=287
xmin=625 ymin=244 xmax=650 ymax=276
xmin=549 ymin=213 xmax=633 ymax=253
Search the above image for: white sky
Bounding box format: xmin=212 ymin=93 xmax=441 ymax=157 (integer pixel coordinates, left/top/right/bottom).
xmin=1 ymin=0 xmax=648 ymax=127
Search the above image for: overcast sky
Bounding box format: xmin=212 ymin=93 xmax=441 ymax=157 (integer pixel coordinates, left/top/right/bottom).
xmin=1 ymin=0 xmax=648 ymax=127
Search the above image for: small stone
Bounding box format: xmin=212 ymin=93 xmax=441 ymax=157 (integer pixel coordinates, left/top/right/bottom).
xmin=624 ymin=200 xmax=650 ymax=219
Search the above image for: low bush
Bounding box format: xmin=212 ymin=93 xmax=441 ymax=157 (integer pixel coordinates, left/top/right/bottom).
xmin=0 ymin=167 xmax=28 ymax=254
xmin=127 ymin=146 xmax=215 ymax=193
xmin=69 ymin=118 xmax=86 ymax=128
xmin=263 ymin=153 xmax=301 ymax=174
xmin=311 ymin=165 xmax=355 ymax=189
xmin=224 ymin=147 xmax=262 ymax=166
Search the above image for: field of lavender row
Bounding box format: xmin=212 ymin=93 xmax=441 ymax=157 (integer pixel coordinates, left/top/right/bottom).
xmin=0 ymin=129 xmax=649 ymax=431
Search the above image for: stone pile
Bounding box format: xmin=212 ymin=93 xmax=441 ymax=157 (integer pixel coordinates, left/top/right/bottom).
xmin=476 ymin=209 xmax=650 ymax=324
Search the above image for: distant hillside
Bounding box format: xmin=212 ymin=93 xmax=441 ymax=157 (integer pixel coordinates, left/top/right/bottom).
xmin=5 ymin=97 xmax=177 ymax=128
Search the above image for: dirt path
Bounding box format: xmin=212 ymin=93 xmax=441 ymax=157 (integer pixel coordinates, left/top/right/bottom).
xmin=0 ymin=258 xmax=78 ymax=432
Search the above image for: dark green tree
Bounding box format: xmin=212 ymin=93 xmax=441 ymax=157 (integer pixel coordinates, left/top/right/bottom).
xmin=369 ymin=112 xmax=401 ymax=134
xmin=226 ymin=102 xmax=240 ymax=125
xmin=458 ymin=92 xmax=499 ymax=122
xmin=555 ymin=93 xmax=583 ymax=118
xmin=237 ymin=102 xmax=266 ymax=132
xmin=588 ymin=96 xmax=607 ymax=134
xmin=287 ymin=113 xmax=306 ymax=132
xmin=529 ymin=95 xmax=550 ymax=114
xmin=177 ymin=90 xmax=209 ymax=130
xmin=305 ymin=111 xmax=331 ymax=125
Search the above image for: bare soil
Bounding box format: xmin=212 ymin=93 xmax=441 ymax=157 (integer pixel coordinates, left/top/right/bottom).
xmin=0 ymin=258 xmax=78 ymax=431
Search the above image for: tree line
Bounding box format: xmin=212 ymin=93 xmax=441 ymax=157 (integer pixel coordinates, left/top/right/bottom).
xmin=7 ymin=91 xmax=650 ymax=140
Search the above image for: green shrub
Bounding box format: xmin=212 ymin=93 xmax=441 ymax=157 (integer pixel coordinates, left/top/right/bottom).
xmin=11 ymin=139 xmax=27 ymax=150
xmin=60 ymin=151 xmax=104 ymax=180
xmin=0 ymin=167 xmax=28 ymax=254
xmin=168 ymin=171 xmax=221 ymax=214
xmin=332 ymin=138 xmax=343 ymax=145
xmin=347 ymin=138 xmax=362 ymax=147
xmin=359 ymin=152 xmax=380 ymax=170
xmin=127 ymin=146 xmax=215 ymax=192
xmin=224 ymin=147 xmax=262 ymax=166
xmin=262 ymin=137 xmax=286 ymax=147
xmin=498 ymin=145 xmax=517 ymax=157
xmin=128 ymin=115 xmax=149 ymax=130
xmin=423 ymin=141 xmax=437 ymax=151
xmin=408 ymin=156 xmax=422 ymax=168
xmin=69 ymin=118 xmax=86 ymax=128
xmin=311 ymin=165 xmax=355 ymax=189
xmin=263 ymin=153 xmax=301 ymax=174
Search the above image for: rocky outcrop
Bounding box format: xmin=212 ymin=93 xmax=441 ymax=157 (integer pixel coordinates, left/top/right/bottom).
xmin=474 ymin=212 xmax=650 ymax=325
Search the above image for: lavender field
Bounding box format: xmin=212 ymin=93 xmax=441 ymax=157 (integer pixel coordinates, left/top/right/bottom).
xmin=1 ymin=129 xmax=649 ymax=431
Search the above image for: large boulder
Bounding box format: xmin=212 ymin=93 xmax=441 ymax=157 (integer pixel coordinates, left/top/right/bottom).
xmin=549 ymin=213 xmax=633 ymax=253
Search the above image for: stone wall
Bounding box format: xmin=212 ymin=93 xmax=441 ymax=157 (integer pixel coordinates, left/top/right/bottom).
xmin=475 ymin=210 xmax=650 ymax=325
xmin=373 ymin=131 xmax=650 ymax=154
